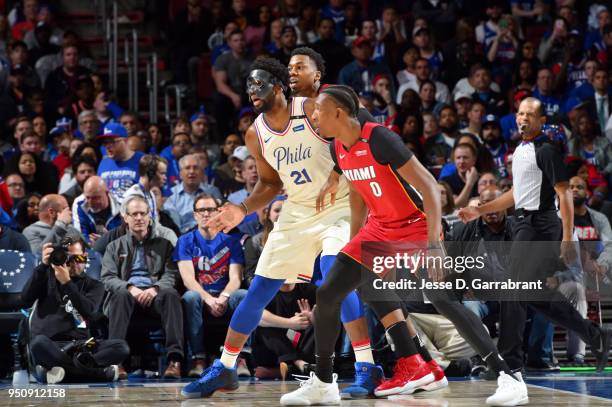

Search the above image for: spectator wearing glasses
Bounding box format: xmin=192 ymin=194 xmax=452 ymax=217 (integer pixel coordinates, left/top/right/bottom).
xmin=102 ymin=195 xmax=184 ymax=379
xmin=23 ymin=238 xmax=129 ymax=384
xmin=96 ymin=122 xmax=144 ymax=205
xmin=175 ymin=193 xmax=247 ymax=377
xmin=6 ymin=173 xmax=25 ymax=210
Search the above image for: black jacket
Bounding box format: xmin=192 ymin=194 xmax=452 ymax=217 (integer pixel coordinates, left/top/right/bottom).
xmin=21 ymin=263 xmax=104 ymax=340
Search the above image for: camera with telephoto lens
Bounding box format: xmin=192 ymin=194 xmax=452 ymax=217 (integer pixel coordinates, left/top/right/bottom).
xmin=49 ymin=239 xmax=72 ymax=266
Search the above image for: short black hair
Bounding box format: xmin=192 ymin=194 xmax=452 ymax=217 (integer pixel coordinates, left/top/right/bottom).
xmin=291 ymin=47 xmax=326 ymax=80
xmin=251 ymin=57 xmax=289 ymax=89
xmin=71 ymin=154 xmax=97 ymax=176
xmin=321 ymin=85 xmax=360 ymax=117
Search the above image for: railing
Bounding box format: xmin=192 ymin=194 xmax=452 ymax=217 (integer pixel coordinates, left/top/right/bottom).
xmin=164 ymin=84 xmax=188 ymax=124
xmin=146 ymin=53 xmax=159 ymax=123
xmin=124 ymin=29 xmax=138 ymax=111
xmin=98 ymin=0 xmax=159 ymax=123
xmin=105 ymin=1 xmax=118 ymax=94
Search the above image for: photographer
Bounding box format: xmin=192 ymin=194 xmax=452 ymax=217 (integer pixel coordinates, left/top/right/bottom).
xmin=21 ymin=237 xmax=129 ymax=384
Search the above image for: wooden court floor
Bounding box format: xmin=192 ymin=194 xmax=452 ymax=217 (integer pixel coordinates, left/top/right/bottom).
xmin=2 ymin=375 xmax=612 ymax=406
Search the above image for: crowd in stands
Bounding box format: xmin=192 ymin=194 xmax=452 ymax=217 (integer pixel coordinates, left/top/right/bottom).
xmin=1 ymin=0 xmax=612 ymax=382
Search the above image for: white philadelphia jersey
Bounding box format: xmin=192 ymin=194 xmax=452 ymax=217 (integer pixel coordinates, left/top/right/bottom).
xmin=253 ymin=97 xmax=349 ymax=207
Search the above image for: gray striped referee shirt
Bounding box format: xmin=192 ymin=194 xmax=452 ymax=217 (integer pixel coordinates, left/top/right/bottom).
xmin=511 ymin=139 xmax=568 ymax=211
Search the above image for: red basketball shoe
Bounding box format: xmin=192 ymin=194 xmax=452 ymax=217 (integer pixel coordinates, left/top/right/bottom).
xmin=418 ymin=360 xmax=448 ymax=392
xmin=374 ymin=354 xmax=434 ymax=397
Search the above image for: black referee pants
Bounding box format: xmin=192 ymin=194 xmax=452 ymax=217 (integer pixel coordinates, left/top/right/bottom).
xmin=498 ymin=210 xmax=601 ymax=370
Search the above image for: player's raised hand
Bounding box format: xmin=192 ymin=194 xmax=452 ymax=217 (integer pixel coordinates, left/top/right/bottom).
xmin=457 ymin=206 xmax=480 ymax=223
xmin=205 ymin=203 xmax=246 ymax=234
xmin=316 ymin=171 xmax=339 ymax=212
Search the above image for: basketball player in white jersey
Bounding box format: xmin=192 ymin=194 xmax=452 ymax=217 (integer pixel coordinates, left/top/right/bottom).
xmin=181 ymin=57 xmax=383 ymax=399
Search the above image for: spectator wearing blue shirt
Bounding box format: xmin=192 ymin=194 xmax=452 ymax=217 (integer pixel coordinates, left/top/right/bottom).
xmin=567 ymin=60 xmax=600 ymax=102
xmin=227 ymin=155 xmax=260 ymax=236
xmin=164 ymin=154 xmax=222 ymax=234
xmin=532 ymin=68 xmax=562 ymax=121
xmin=481 ymin=114 xmax=508 ymax=179
xmin=584 ymin=9 xmax=611 ymax=53
xmin=96 ymin=122 xmax=144 ymax=205
xmin=161 ymin=131 xmax=192 ymax=195
xmin=319 ymin=0 xmax=346 ymax=43
xmin=72 ymin=176 xmax=122 ymax=245
xmin=338 ymin=36 xmax=393 ymax=95
xmin=175 ymin=193 xmax=247 ymax=377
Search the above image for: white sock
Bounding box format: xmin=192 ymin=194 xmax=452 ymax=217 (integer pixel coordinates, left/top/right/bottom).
xmin=220 ymin=343 xmax=240 ymax=369
xmin=352 ymin=340 xmax=374 ymax=364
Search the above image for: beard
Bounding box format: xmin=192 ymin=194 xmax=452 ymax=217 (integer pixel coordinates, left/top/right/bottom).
xmin=573 ymin=196 xmax=587 ymax=207
xmin=253 ymin=97 xmax=274 ymax=114
xmin=439 ymin=123 xmax=458 ymax=134
xmin=485 ymin=136 xmax=500 ymax=148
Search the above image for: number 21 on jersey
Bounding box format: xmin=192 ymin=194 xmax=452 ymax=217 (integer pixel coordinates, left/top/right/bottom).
xmin=290 ymin=168 xmax=312 ymax=185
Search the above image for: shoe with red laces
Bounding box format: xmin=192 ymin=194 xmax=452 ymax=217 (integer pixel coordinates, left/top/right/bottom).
xmin=417 ymin=360 xmax=448 ymax=392
xmin=374 ymin=354 xmax=434 ymax=397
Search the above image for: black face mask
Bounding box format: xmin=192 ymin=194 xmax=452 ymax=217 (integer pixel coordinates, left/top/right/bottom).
xmin=246 ymin=70 xmax=277 ymax=97
xmin=573 ymin=196 xmax=587 ymax=207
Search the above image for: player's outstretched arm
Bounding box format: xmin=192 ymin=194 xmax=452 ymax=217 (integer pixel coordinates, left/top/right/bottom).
xmin=555 ymin=181 xmax=577 ymax=265
xmin=457 ymin=188 xmax=515 ymax=223
xmin=206 ymin=125 xmax=284 ymax=234
xmin=396 ymin=156 xmax=442 ymax=246
xmin=396 ymin=156 xmax=447 ymax=281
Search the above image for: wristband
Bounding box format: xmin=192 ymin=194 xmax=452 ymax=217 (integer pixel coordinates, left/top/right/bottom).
xmin=240 ymin=201 xmax=249 ymax=215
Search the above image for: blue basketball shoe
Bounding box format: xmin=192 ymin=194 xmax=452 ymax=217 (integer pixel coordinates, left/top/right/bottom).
xmin=340 ymin=362 xmax=384 ymax=399
xmin=181 ymin=359 xmax=240 ymax=398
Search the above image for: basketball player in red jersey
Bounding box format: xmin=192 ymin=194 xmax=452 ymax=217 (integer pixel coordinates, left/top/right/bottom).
xmin=280 ymin=85 xmax=529 ymax=406
xmin=287 ymin=46 xmax=450 ymax=398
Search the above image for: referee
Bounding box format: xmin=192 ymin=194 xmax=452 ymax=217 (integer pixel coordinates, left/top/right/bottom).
xmin=459 ymin=97 xmax=611 ymax=373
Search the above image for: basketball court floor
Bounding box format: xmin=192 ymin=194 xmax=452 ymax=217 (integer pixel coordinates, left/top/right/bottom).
xmin=2 ymin=373 xmax=611 ymax=406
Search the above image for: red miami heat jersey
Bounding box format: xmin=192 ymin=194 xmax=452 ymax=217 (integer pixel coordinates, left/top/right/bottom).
xmin=333 ymin=122 xmax=426 ymax=230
